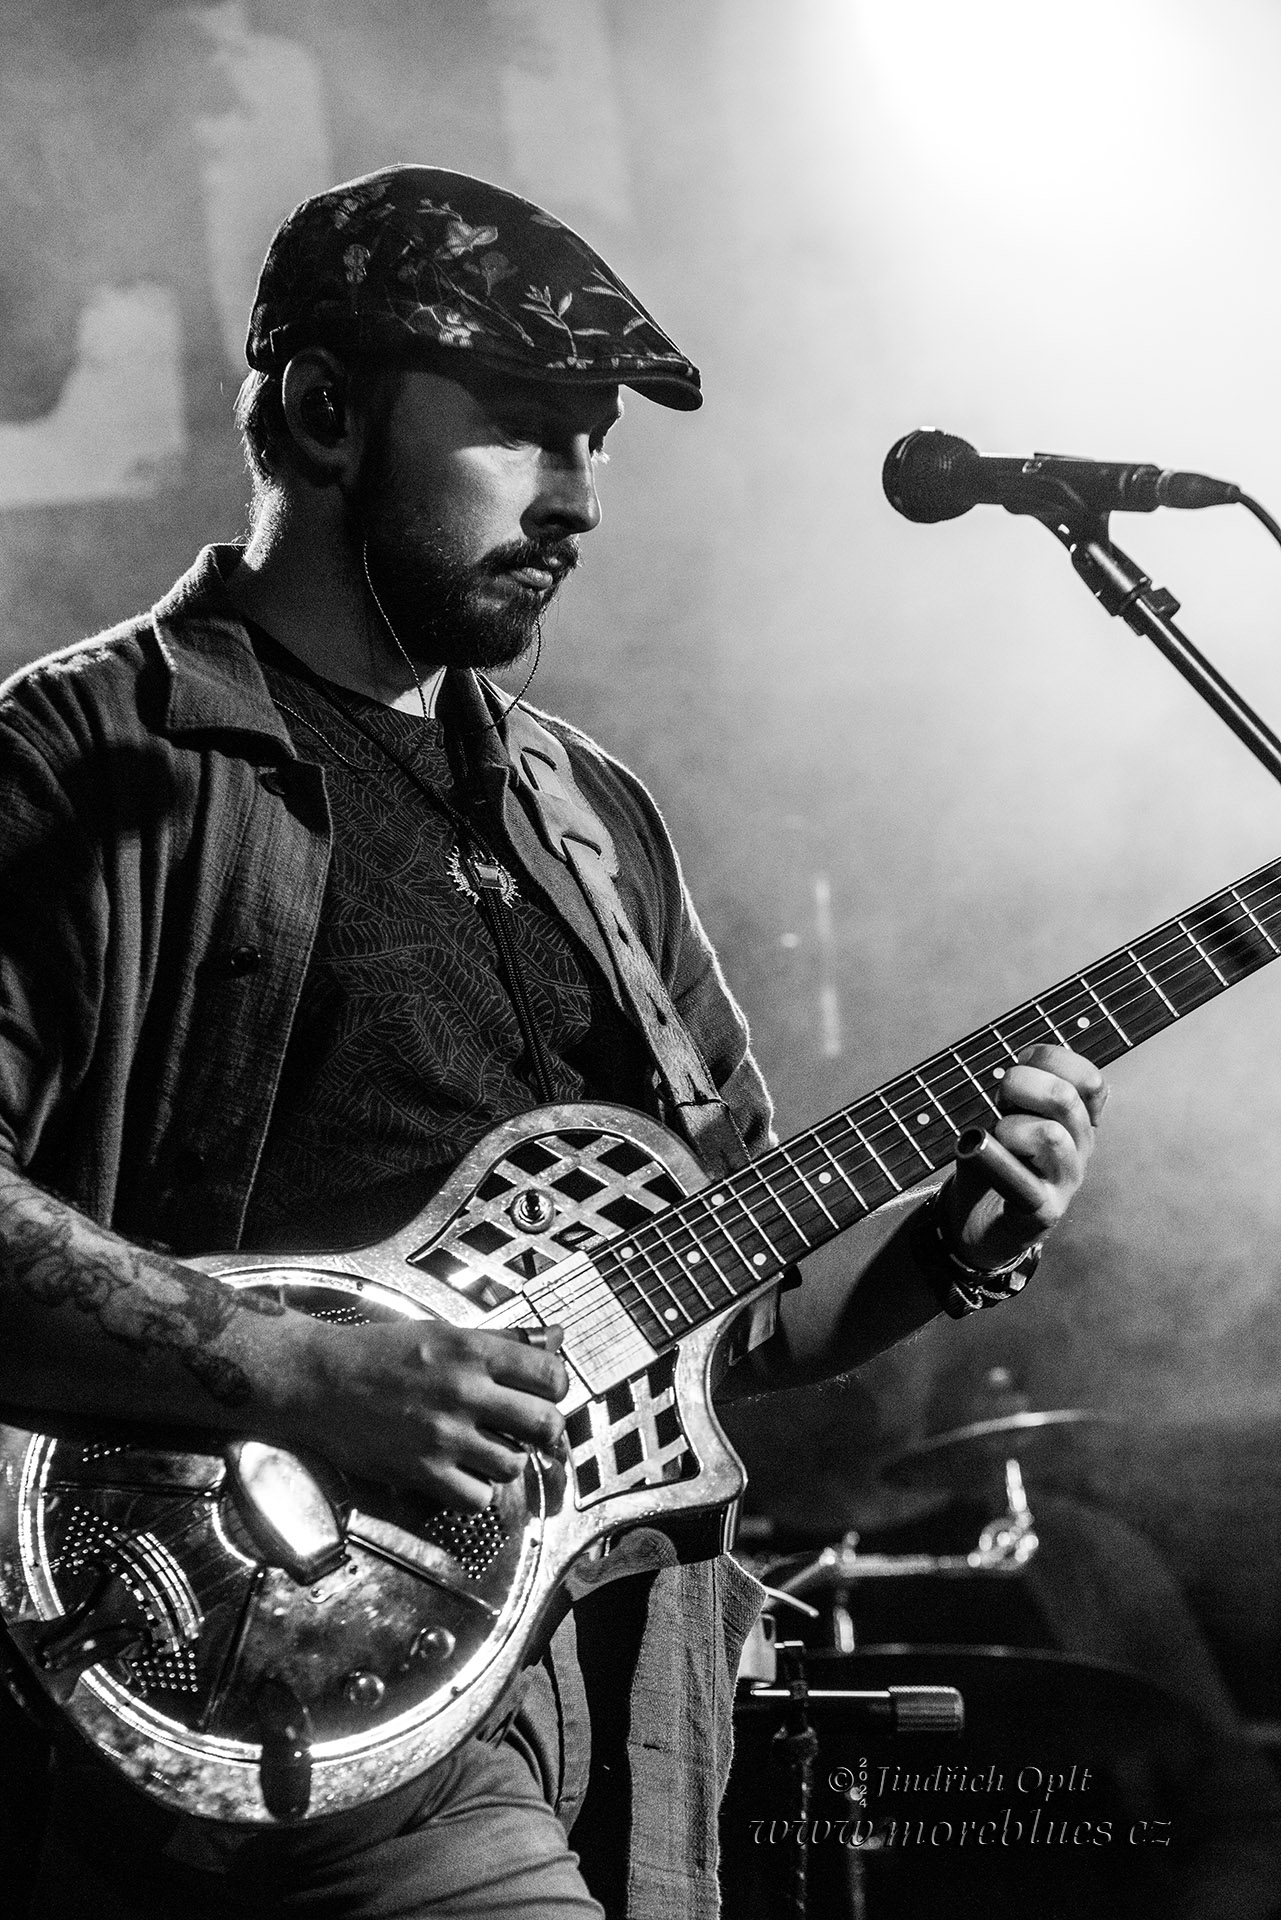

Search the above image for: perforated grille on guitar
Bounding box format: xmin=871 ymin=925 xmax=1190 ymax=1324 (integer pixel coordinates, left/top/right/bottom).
xmin=563 ymin=1350 xmax=696 ymax=1506
xmin=415 ymin=1508 xmax=506 ymax=1580
xmin=412 ymin=1128 xmax=685 ymax=1309
xmin=299 ymin=1302 xmax=374 ymax=1326
xmin=124 ymin=1643 xmax=200 ymax=1695
xmin=47 ymin=1503 xmax=206 ymax=1694
xmin=54 ymin=1504 xmax=119 ymax=1578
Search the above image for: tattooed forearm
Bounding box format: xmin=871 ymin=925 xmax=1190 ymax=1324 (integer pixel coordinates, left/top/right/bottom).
xmin=185 ymin=1350 xmax=253 ymax=1407
xmin=0 ymin=1171 xmax=283 ymax=1410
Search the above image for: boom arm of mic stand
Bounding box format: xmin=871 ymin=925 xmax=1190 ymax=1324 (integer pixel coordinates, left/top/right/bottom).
xmin=1042 ymin=509 xmax=1281 ymax=790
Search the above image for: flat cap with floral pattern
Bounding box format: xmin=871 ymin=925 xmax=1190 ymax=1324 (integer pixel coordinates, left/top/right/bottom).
xmin=245 ymin=164 xmax=701 ymax=411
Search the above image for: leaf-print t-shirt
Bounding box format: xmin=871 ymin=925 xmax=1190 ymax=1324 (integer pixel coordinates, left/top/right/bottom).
xmin=241 ymin=630 xmax=653 ymax=1252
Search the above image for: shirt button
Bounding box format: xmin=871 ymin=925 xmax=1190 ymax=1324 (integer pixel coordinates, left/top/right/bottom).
xmin=223 ymin=945 xmax=263 ymax=976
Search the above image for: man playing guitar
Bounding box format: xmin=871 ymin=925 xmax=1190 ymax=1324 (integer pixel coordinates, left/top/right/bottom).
xmin=0 ymin=167 xmax=1101 ymax=1918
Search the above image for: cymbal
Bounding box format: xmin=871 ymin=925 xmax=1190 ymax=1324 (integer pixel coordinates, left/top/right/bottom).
xmin=881 ymin=1409 xmax=1126 ymax=1492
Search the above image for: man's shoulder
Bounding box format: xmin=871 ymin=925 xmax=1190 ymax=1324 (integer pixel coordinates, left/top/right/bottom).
xmin=0 ymin=609 xmax=161 ymax=747
xmin=0 ymin=548 xmax=270 ymax=759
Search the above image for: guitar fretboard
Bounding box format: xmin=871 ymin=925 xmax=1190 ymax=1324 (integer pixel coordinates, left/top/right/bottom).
xmin=589 ymin=855 xmax=1281 ymax=1349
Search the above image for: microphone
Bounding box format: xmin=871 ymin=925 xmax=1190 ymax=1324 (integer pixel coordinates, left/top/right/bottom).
xmin=883 ymin=429 xmax=1241 ymax=524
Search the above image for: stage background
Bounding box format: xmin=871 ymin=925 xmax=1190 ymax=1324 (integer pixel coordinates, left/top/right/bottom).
xmin=3 ymin=0 xmax=1280 ymax=1702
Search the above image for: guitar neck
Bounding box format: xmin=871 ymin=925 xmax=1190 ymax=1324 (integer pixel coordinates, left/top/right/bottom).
xmin=592 ymin=855 xmax=1281 ymax=1351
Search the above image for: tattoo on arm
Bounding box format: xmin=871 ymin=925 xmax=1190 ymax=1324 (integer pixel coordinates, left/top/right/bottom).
xmin=0 ymin=1176 xmax=285 ymax=1409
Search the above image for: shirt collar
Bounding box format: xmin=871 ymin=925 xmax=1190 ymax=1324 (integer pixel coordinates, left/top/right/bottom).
xmin=151 ymin=544 xmax=517 ymax=767
xmin=152 ymin=545 xmax=295 ymax=749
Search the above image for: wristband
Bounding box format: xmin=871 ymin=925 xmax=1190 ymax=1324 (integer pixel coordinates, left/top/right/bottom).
xmin=915 ymin=1184 xmax=1043 ymax=1320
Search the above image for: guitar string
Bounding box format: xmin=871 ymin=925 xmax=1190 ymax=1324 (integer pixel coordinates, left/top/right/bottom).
xmin=683 ymin=888 xmax=1281 ymax=1211
xmin=580 ymin=865 xmax=1281 ymax=1334
xmin=718 ymin=865 xmax=1281 ymax=1202
xmin=529 ymin=864 xmax=1281 ymax=1348
xmin=60 ymin=877 xmax=1281 ymax=1717
xmin=414 ymin=863 xmax=1281 ymax=1356
xmin=48 ymin=885 xmax=1281 ymax=1739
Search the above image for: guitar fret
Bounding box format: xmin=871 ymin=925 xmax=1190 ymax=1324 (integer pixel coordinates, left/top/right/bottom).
xmin=909 ymin=1069 xmax=955 ymax=1138
xmin=604 ymin=1238 xmax=696 ymax=1344
xmin=874 ymin=1092 xmax=935 ymax=1172
xmin=714 ymin=1184 xmax=788 ymax=1276
xmin=633 ymin=1242 xmax=696 ymax=1319
xmin=606 ymin=1277 xmax=685 ymax=1344
xmin=740 ymin=1188 xmax=791 ymax=1258
xmin=814 ymin=1136 xmax=869 ymax=1210
xmin=678 ymin=1213 xmax=740 ymax=1300
xmin=1129 ymin=948 xmax=1178 ymax=1016
xmin=756 ymin=1165 xmax=814 ymax=1247
xmin=1181 ymin=892 xmax=1281 ymax=987
xmin=1176 ymin=917 xmax=1228 ymax=986
xmin=647 ymin=1224 xmax=720 ymax=1313
xmin=1031 ymin=999 xmax=1070 ymax=1045
xmin=635 ymin=1211 xmax=751 ymax=1320
xmin=673 ymin=1214 xmax=769 ymax=1296
xmin=792 ymin=1157 xmax=841 ymax=1229
xmin=1079 ymin=978 xmax=1129 ymax=1046
xmin=1233 ymin=887 xmax=1281 ymax=955
xmin=951 ymin=1049 xmax=1002 ymax=1116
xmin=850 ymin=1124 xmax=903 ymax=1193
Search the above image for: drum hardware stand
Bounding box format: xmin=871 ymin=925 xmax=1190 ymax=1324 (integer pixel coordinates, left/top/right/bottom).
xmin=743 ymin=1568 xmax=965 ymax=1920
xmin=777 ymin=1505 xmax=1039 ymax=1607
xmin=771 ymin=1640 xmax=822 ymax=1920
xmin=972 ymin=1459 xmax=1039 ymax=1570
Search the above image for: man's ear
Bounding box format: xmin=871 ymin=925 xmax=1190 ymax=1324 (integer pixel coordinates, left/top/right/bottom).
xmin=280 ymin=350 xmax=357 ymax=481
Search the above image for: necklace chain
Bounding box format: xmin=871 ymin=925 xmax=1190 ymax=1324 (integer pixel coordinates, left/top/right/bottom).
xmin=361 ymin=538 xmax=430 ymax=723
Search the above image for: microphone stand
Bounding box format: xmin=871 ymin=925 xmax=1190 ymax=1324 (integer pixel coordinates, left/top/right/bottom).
xmin=1025 ymin=496 xmax=1281 ymax=788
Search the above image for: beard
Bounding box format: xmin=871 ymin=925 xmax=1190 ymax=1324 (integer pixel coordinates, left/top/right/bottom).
xmin=345 ymin=426 xmax=579 ymax=673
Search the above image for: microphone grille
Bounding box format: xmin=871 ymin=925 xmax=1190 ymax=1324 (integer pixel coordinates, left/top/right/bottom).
xmin=883 ymin=430 xmax=979 ymax=523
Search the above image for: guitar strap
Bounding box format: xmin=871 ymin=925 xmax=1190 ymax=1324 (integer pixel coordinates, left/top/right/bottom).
xmin=492 ymin=699 xmax=752 ymax=1181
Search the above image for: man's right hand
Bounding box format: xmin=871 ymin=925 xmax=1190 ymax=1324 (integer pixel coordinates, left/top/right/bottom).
xmin=0 ymin=1163 xmax=569 ymax=1512
xmin=283 ymin=1317 xmax=570 ymax=1510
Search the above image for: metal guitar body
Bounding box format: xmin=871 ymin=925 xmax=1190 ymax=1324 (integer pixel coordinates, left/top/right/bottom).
xmin=0 ymin=1105 xmax=753 ymax=1822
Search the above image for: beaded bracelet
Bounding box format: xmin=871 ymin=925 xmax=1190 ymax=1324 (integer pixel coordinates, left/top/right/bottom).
xmin=914 ymin=1184 xmax=1043 ymax=1321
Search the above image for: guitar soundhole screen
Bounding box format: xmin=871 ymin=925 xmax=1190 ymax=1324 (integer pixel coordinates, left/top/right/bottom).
xmin=569 ymin=1351 xmax=696 ymax=1507
xmin=411 ymin=1126 xmax=694 ymax=1307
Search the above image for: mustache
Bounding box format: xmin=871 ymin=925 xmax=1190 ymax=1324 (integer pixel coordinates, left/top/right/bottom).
xmin=483 ymin=537 xmax=581 ymax=581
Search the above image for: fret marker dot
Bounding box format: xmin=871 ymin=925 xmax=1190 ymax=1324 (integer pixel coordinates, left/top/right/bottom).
xmin=817 ymin=1171 xmax=832 ymax=1186
xmin=916 ymin=1113 xmax=930 ymax=1127
xmin=710 ymin=1194 xmax=725 ymax=1209
xmin=1076 ymin=1016 xmax=1090 ymax=1029
xmin=685 ymin=1251 xmax=702 ymax=1266
xmin=992 ymin=1066 xmax=1005 ymax=1080
xmin=618 ymin=1245 xmax=635 ymax=1260
xmin=664 ymin=1307 xmax=680 ymax=1322
xmin=752 ymin=1253 xmax=767 ymax=1267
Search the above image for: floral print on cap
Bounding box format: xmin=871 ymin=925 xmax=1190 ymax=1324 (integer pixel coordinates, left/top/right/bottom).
xmin=245 ymin=166 xmax=701 ymax=411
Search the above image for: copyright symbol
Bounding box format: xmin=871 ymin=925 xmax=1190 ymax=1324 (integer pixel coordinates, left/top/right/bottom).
xmin=828 ymin=1767 xmax=856 ymax=1794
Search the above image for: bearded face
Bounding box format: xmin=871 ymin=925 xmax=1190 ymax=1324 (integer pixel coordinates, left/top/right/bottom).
xmin=343 ymin=368 xmax=612 ymax=674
